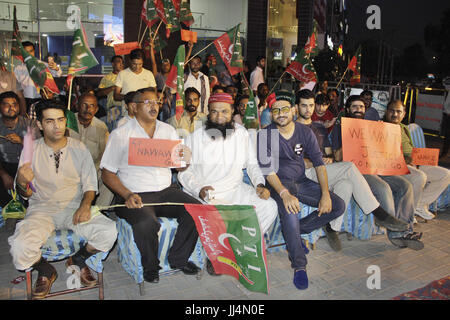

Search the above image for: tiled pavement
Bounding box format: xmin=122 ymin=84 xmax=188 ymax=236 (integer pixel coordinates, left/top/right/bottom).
xmin=1 ymin=208 xmax=449 ymax=301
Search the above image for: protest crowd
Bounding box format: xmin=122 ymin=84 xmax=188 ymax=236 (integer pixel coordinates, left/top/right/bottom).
xmin=1 ymin=2 xmax=450 ymax=299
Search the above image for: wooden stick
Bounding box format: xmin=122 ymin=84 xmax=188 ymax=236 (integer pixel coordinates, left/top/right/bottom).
xmin=267 ymin=71 xmax=287 ymax=97
xmin=184 ymin=41 xmax=215 ymax=66
xmin=137 ymin=19 xmax=143 ymax=44
xmin=139 ymin=25 xmax=149 ymax=46
xmin=97 ymin=202 xmax=185 ymax=211
xmin=336 ymin=67 xmax=349 ymax=89
xmin=151 ymin=20 xmax=164 ymax=43
xmin=67 ymin=76 xmax=74 ymax=111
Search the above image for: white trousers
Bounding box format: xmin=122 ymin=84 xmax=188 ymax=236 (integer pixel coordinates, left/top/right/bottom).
xmin=305 ymin=162 xmax=380 ymax=231
xmin=205 ymin=183 xmax=278 ymax=235
xmin=8 ymin=208 xmax=117 ymax=270
xmin=405 ymin=165 xmax=450 ymax=208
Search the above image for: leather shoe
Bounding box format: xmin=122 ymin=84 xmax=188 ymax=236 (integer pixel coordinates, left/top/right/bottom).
xmin=171 ymin=261 xmax=200 ymax=275
xmin=66 ymin=257 xmax=98 ymax=287
xmin=323 ymin=225 xmax=342 ymax=252
xmin=374 ymin=215 xmax=408 ymax=232
xmin=144 ymin=270 xmax=159 ymax=283
xmin=32 ymin=269 xmax=57 ymax=299
xmin=206 ymin=259 xmax=221 ymax=276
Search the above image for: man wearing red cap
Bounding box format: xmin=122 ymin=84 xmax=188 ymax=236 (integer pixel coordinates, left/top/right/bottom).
xmin=178 ymin=92 xmax=278 ymax=273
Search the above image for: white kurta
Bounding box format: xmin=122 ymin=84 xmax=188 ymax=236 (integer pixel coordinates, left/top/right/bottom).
xmin=178 ymin=124 xmax=277 ymax=234
xmin=8 ymin=138 xmax=117 ymax=270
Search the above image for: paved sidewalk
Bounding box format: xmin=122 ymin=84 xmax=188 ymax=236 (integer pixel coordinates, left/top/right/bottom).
xmin=1 ymin=208 xmax=449 ymax=300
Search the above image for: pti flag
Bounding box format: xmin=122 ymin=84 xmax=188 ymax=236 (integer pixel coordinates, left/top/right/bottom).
xmin=162 ymin=0 xmax=180 ymax=38
xmin=141 ymin=0 xmax=160 ymax=28
xmin=286 ymin=47 xmax=318 ymax=83
xmin=12 ymin=6 xmax=59 ymax=95
xmin=213 ymin=24 xmax=243 ymax=76
xmin=304 ymin=20 xmax=319 ymax=58
xmin=240 ymin=72 xmax=260 ymax=130
xmin=185 ymin=204 xmax=269 ymax=294
xmin=66 ymin=21 xmax=99 ymax=88
xmin=348 ymin=45 xmax=361 ymax=85
xmin=179 ymin=0 xmax=195 ymax=27
xmin=166 ymin=45 xmax=185 ymax=120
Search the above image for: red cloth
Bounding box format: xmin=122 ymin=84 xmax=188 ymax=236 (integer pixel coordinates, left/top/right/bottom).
xmin=311 ymin=109 xmax=335 ymax=133
xmin=208 ymin=92 xmax=234 ymax=105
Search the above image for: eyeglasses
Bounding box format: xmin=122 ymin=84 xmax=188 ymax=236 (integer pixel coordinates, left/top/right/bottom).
xmin=271 ymin=106 xmax=292 ymax=115
xmin=135 ymin=100 xmax=162 ymax=107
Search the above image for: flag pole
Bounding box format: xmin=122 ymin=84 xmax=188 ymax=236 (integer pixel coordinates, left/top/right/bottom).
xmin=67 ymin=77 xmax=74 ymax=111
xmin=151 ymin=20 xmax=164 ymax=43
xmin=138 ymin=18 xmax=143 ymax=44
xmin=139 ymin=25 xmax=149 ymax=46
xmin=335 ymin=67 xmax=349 ymax=89
xmin=184 ymin=41 xmax=215 ymax=66
xmin=267 ymin=71 xmax=287 ymax=96
xmin=98 ymin=202 xmax=185 ymax=211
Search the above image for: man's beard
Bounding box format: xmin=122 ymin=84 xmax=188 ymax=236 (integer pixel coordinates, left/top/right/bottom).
xmin=205 ymin=118 xmax=235 ymax=139
xmin=186 ymin=105 xmax=197 ymax=113
xmin=1 ymin=113 xmax=18 ymax=121
xmin=351 ymin=112 xmax=365 ymax=119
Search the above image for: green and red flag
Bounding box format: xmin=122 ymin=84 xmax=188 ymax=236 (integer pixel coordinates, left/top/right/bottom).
xmin=304 ymin=20 xmax=319 ymax=58
xmin=162 ymin=0 xmax=180 ymax=38
xmin=185 ymin=204 xmax=269 ymax=294
xmin=66 ymin=20 xmax=99 ymax=89
xmin=141 ymin=0 xmax=160 ymax=28
xmin=166 ymin=45 xmax=185 ymax=120
xmin=179 ymin=0 xmax=195 ymax=27
xmin=240 ymin=72 xmax=260 ymax=130
xmin=285 ymin=47 xmax=318 ymax=83
xmin=213 ymin=24 xmax=243 ymax=76
xmin=348 ymin=45 xmax=361 ymax=85
xmin=12 ymin=6 xmax=59 ymax=95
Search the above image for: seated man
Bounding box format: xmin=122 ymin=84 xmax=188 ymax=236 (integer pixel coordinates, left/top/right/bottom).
xmin=0 ymin=91 xmax=30 ymax=207
xmin=311 ymin=93 xmax=336 ymax=133
xmin=330 ymin=95 xmax=424 ymax=250
xmin=257 ymin=90 xmax=346 ymax=290
xmin=384 ymin=100 xmax=450 ymax=220
xmin=8 ymin=100 xmax=117 ymax=299
xmin=167 ymin=87 xmax=207 ymax=138
xmin=360 ymin=90 xmax=380 ymax=121
xmin=178 ymin=92 xmax=278 ymax=274
xmin=295 ymin=89 xmax=408 ymax=251
xmin=68 ymin=93 xmax=111 ymax=206
xmin=101 ymin=87 xmax=201 ymax=283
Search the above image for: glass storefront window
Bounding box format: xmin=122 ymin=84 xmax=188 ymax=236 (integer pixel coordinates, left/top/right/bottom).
xmin=267 ymin=0 xmax=298 ymax=78
xmin=0 ymin=0 xmax=124 ymax=75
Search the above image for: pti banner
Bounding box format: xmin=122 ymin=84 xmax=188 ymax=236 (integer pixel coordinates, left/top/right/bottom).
xmin=342 ymin=118 xmax=409 ymax=175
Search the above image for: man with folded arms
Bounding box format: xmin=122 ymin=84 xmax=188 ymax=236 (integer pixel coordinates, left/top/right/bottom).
xmin=256 ymin=90 xmax=346 ymax=290
xmin=101 ymin=87 xmax=201 ymax=283
xmin=8 ymin=100 xmax=117 ymax=299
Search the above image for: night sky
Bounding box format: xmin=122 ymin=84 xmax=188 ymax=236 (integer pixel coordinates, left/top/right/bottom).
xmin=345 ymin=0 xmax=450 ymax=55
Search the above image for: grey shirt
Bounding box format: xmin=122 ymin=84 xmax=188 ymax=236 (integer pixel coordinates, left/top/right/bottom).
xmin=0 ymin=116 xmax=28 ymax=163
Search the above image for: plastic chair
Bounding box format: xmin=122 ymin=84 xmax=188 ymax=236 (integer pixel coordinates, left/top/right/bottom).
xmin=116 ymin=217 xmax=206 ymax=296
xmin=25 ymin=229 xmax=108 ymax=300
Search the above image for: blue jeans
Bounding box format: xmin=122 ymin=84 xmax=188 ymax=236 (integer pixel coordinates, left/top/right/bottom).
xmin=270 ymin=178 xmax=345 ymax=270
xmin=363 ymin=174 xmax=415 ymax=238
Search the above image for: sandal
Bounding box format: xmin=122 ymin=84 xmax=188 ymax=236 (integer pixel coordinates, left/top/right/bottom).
xmin=389 ymin=232 xmax=424 ymax=250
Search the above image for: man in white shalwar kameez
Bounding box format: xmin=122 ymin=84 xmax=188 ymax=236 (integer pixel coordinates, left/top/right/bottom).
xmin=178 ymin=93 xmax=277 ymax=237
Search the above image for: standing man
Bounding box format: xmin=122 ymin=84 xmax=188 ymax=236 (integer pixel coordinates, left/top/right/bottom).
xmin=0 ymin=91 xmax=29 ymax=207
xmin=250 ymin=56 xmax=265 ymax=93
xmin=101 ymin=87 xmax=201 ymax=283
xmin=330 ymin=95 xmax=424 ymax=250
xmin=295 ymin=89 xmax=408 ymax=250
xmin=0 ymin=59 xmax=26 ymax=115
xmin=184 ymin=56 xmax=210 ymax=115
xmin=114 ymin=49 xmax=156 ymax=113
xmin=14 ymin=41 xmax=62 ymax=112
xmin=167 ymin=87 xmax=207 ymax=138
xmin=257 ymin=90 xmax=346 ymax=290
xmin=96 ymin=55 xmax=124 ymax=131
xmin=384 ymin=100 xmax=450 ymax=220
xmin=8 ymin=100 xmax=117 ymax=299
